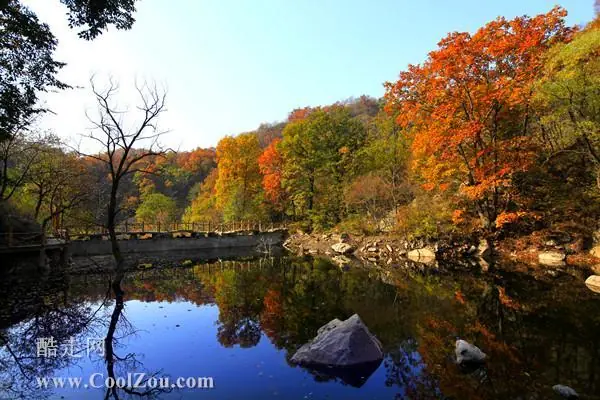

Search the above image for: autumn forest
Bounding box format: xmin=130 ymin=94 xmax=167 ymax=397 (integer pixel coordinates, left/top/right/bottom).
xmin=2 ymin=2 xmax=600 ymax=399
xmin=2 ymin=4 xmax=600 ymax=250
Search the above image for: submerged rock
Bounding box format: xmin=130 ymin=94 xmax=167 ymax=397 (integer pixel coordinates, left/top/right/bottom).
xmin=584 ymin=275 xmax=600 ymax=294
xmin=539 ymin=251 xmax=566 ymax=265
xmin=331 ymin=242 xmax=354 ymax=255
xmin=455 ymin=339 xmax=486 ymax=365
xmin=290 ymin=314 xmax=383 ymax=367
xmin=552 ymin=384 xmax=579 ymax=398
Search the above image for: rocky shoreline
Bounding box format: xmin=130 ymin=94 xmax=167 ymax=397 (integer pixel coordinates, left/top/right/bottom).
xmin=283 ymin=231 xmax=600 ymax=287
xmin=284 ymin=231 xmax=490 ymax=264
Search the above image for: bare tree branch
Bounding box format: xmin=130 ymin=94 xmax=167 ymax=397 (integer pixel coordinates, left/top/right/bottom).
xmin=75 ymin=76 xmax=169 ymax=271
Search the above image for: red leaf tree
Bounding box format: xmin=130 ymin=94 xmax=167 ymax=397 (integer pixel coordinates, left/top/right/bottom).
xmin=384 ymin=7 xmax=572 ymax=230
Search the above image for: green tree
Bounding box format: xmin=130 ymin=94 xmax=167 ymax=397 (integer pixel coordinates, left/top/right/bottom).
xmin=135 ymin=192 xmax=177 ymax=226
xmin=280 ymin=107 xmax=366 ymax=229
xmin=59 ymin=0 xmax=138 ymax=40
xmin=0 ymin=0 xmax=138 ymax=142
xmin=535 ymin=19 xmax=600 ymax=189
xmin=0 ymin=1 xmax=68 ymax=142
xmin=349 ymin=110 xmax=413 ymax=213
xmin=183 ymin=169 xmax=221 ymax=223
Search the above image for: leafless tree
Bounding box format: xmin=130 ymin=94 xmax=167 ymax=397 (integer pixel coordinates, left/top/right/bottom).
xmin=77 ymin=77 xmax=169 ymax=274
xmin=0 ymin=124 xmax=49 ymax=203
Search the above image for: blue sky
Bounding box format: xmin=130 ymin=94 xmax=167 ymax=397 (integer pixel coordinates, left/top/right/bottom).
xmin=24 ymin=0 xmax=596 ymax=150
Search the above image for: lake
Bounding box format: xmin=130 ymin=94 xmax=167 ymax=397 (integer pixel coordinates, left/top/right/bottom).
xmin=1 ymin=253 xmax=599 ymax=399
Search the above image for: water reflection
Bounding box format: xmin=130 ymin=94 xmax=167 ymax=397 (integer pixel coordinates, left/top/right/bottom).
xmin=0 ymin=253 xmax=599 ymax=399
xmin=103 ymin=275 xmax=172 ymax=399
xmin=0 ymin=257 xmax=108 ymax=398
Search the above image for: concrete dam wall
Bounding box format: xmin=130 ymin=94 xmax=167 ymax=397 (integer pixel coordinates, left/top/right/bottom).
xmin=69 ymin=230 xmax=287 ymax=257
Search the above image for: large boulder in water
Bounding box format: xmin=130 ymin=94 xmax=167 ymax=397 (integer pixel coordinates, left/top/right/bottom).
xmin=552 ymin=384 xmax=579 ymax=398
xmin=290 ymin=314 xmax=383 ymax=367
xmin=455 ymin=339 xmax=486 ymax=365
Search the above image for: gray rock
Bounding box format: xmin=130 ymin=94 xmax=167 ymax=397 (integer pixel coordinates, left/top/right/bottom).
xmin=331 ymin=242 xmax=354 ymax=254
xmin=290 ymin=314 xmax=383 ymax=367
xmin=585 ymin=275 xmax=600 ymax=294
xmin=539 ymin=251 xmax=566 ymax=265
xmin=477 ymin=239 xmax=492 ymax=258
xmin=552 ymin=384 xmax=579 ymax=398
xmin=455 ymin=339 xmax=486 ymax=365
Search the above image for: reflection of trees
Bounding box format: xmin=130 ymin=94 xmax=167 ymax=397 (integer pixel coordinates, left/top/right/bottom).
xmin=5 ymin=254 xmax=598 ymax=398
xmin=408 ymin=269 xmax=600 ymax=399
xmin=0 ymin=262 xmax=172 ymax=399
xmin=214 ymin=269 xmax=263 ymax=348
xmin=0 ymin=268 xmax=108 ymax=399
xmin=382 ymin=340 xmax=426 ymax=394
xmin=102 ymin=275 xmax=171 ymax=399
xmin=199 ymin=256 xmax=600 ymax=398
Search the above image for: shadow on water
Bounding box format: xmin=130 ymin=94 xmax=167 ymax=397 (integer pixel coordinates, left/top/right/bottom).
xmin=300 ymin=360 xmax=383 ymax=388
xmin=0 ymin=251 xmax=599 ymax=399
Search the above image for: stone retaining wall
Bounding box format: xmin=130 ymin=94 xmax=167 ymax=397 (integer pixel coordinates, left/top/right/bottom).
xmin=69 ymin=230 xmax=286 ymax=257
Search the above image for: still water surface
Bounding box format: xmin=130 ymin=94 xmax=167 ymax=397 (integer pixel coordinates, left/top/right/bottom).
xmin=1 ymin=254 xmax=599 ymax=399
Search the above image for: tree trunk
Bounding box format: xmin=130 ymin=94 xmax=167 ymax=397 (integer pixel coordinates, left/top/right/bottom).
xmin=107 ymin=187 xmax=123 ymax=271
xmin=105 ymin=276 xmax=124 ymax=398
xmin=34 ymin=188 xmax=43 ymax=221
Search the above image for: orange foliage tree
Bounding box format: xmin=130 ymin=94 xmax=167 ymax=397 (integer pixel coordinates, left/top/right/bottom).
xmin=384 ymin=7 xmax=572 ymax=230
xmin=215 ymin=133 xmax=264 ymax=221
xmin=258 ymin=138 xmax=285 ymax=211
xmin=287 ymin=107 xmax=315 ymax=122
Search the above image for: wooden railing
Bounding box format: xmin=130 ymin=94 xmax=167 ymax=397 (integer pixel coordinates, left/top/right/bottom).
xmin=68 ymin=221 xmax=288 ymax=236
